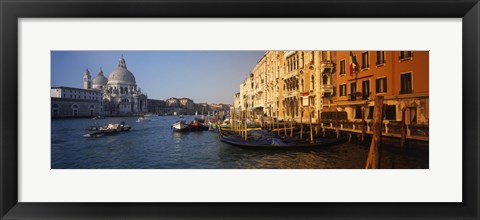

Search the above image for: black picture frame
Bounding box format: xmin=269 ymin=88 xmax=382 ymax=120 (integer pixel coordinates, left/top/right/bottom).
xmin=1 ymin=0 xmax=478 ymax=219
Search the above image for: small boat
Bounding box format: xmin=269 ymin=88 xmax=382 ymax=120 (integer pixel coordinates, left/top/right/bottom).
xmin=218 ymin=128 xmax=348 ymax=149
xmin=92 ymin=116 xmax=105 ymax=120
xmin=85 ymin=123 xmax=131 ymax=136
xmin=189 ymin=120 xmax=209 ymax=131
xmin=172 ymin=120 xmax=190 ymax=132
xmin=137 ymin=116 xmax=152 ymax=122
xmin=179 ymin=115 xmax=184 ymax=118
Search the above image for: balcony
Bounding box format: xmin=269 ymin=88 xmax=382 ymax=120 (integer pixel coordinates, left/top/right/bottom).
xmin=320 ymin=84 xmax=334 ymax=96
xmin=320 ymin=60 xmax=335 ymax=73
xmin=282 ymin=69 xmax=299 ymax=80
xmin=285 ymin=91 xmax=299 ymax=98
xmin=362 ymin=92 xmax=371 ymax=100
xmin=348 ymin=92 xmax=361 ymax=101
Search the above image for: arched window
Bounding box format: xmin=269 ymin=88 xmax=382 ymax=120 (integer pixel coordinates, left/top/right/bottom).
xmin=323 ymin=74 xmax=329 ymax=85
xmin=311 ymin=75 xmax=315 ymax=89
xmin=72 ymin=104 xmax=78 ymax=116
xmin=90 ymin=105 xmax=95 ymax=109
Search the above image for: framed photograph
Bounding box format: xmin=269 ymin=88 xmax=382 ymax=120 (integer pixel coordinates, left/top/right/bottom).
xmin=1 ymin=0 xmax=478 ymax=219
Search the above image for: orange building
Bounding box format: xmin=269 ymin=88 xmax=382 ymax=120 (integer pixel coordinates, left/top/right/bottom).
xmin=325 ymin=51 xmax=429 ymax=137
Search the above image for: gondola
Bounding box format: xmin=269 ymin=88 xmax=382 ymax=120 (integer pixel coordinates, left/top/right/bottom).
xmin=218 ymin=127 xmax=348 ymax=149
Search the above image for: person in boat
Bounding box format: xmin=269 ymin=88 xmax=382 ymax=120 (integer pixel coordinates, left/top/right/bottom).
xmin=120 ymin=121 xmax=125 ymax=127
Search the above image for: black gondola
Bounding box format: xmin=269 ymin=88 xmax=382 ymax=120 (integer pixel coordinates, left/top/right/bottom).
xmin=218 ymin=127 xmax=348 ymax=149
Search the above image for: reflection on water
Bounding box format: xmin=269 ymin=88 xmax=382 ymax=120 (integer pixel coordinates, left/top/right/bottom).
xmin=51 ymin=116 xmax=428 ymax=169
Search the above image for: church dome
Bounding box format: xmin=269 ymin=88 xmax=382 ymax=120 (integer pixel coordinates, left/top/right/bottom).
xmin=92 ymin=68 xmax=108 ymax=85
xmin=107 ymin=56 xmax=136 ymax=84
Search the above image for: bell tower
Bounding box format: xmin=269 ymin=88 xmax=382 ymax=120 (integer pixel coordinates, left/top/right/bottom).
xmin=83 ymin=68 xmax=91 ymax=89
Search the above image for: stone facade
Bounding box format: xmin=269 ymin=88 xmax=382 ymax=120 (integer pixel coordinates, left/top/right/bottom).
xmin=51 ymin=97 xmax=102 ymax=118
xmin=88 ymin=55 xmax=148 ymax=115
xmin=233 ymin=51 xmax=429 ymax=137
xmin=51 ymin=87 xmax=103 ymax=118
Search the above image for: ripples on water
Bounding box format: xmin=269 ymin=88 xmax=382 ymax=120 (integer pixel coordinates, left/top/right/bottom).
xmin=51 ymin=116 xmax=428 ymax=169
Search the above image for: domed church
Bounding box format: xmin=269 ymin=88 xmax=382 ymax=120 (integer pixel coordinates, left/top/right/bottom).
xmin=83 ymin=55 xmax=148 ymax=115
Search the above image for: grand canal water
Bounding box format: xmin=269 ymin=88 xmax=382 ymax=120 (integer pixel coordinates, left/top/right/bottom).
xmin=51 ymin=115 xmax=428 ymax=169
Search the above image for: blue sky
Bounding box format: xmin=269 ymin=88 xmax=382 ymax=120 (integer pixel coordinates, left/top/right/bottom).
xmin=51 ymin=51 xmax=265 ymax=104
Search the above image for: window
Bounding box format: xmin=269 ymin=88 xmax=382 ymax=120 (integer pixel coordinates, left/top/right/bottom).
xmin=339 ymin=60 xmax=346 ymax=75
xmin=361 ymin=52 xmax=369 ymax=69
xmin=400 ymin=72 xmax=413 ymax=94
xmin=354 ymin=106 xmax=362 ymax=119
xmin=311 ymin=75 xmax=315 ymax=90
xmin=362 ymin=80 xmax=370 ymax=100
xmin=322 ymin=74 xmax=328 ymax=85
xmin=385 ymin=105 xmax=396 ymax=120
xmin=367 ymin=106 xmax=374 ymax=119
xmin=350 ymin=82 xmax=357 ymax=101
xmin=52 ymin=109 xmax=58 ymax=116
xmin=376 ymin=77 xmax=387 ymax=93
xmin=52 ymin=104 xmax=59 ymax=108
xmin=376 ymin=51 xmax=385 ymax=65
xmin=339 ymin=84 xmax=347 ymax=96
xmin=410 ymin=107 xmax=417 ymax=124
xmin=399 ymin=51 xmax=413 ymax=60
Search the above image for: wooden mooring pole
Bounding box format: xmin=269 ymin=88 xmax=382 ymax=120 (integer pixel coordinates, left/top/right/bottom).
xmin=317 ymin=109 xmax=321 ymax=136
xmin=335 ymin=109 xmax=339 ymax=138
xmin=365 ymin=95 xmax=384 ymax=169
xmin=244 ymin=110 xmax=248 ymax=141
xmin=361 ymin=106 xmax=366 ymax=142
xmin=309 ymin=109 xmax=313 ymax=144
xmin=300 ymin=108 xmax=303 ymax=139
xmin=401 ymin=107 xmax=407 ymax=150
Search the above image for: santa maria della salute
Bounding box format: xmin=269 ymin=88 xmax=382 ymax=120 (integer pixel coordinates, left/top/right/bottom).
xmin=84 ymin=55 xmax=148 ymax=114
xmin=51 ymin=55 xmax=148 ymax=117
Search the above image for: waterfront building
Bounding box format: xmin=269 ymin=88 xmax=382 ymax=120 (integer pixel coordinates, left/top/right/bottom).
xmin=89 ymin=55 xmax=148 ymax=115
xmin=166 ymin=97 xmax=180 ymax=107
xmin=195 ymin=103 xmax=210 ymax=115
xmin=147 ymin=99 xmax=167 ymax=114
xmin=179 ymin=98 xmax=195 ymax=114
xmin=51 ymin=86 xmax=103 ymax=117
xmin=233 ymin=92 xmax=241 ymax=112
xmin=232 ymin=50 xmax=429 ymax=138
xmin=329 ymin=51 xmax=429 ymax=137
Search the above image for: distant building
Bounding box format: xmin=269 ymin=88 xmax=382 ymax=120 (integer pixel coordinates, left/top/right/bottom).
xmin=166 ymin=97 xmax=179 ymax=107
xmin=51 ymin=87 xmax=102 ymax=117
xmin=179 ymin=98 xmax=195 ymax=114
xmin=195 ymin=103 xmax=210 ymax=114
xmin=147 ymin=99 xmax=166 ymax=114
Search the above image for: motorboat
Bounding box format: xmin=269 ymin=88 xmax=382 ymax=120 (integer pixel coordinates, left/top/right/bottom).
xmin=92 ymin=116 xmax=105 ymax=120
xmin=85 ymin=123 xmax=131 ymax=136
xmin=137 ymin=116 xmax=152 ymax=122
xmin=172 ymin=120 xmax=190 ymax=132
